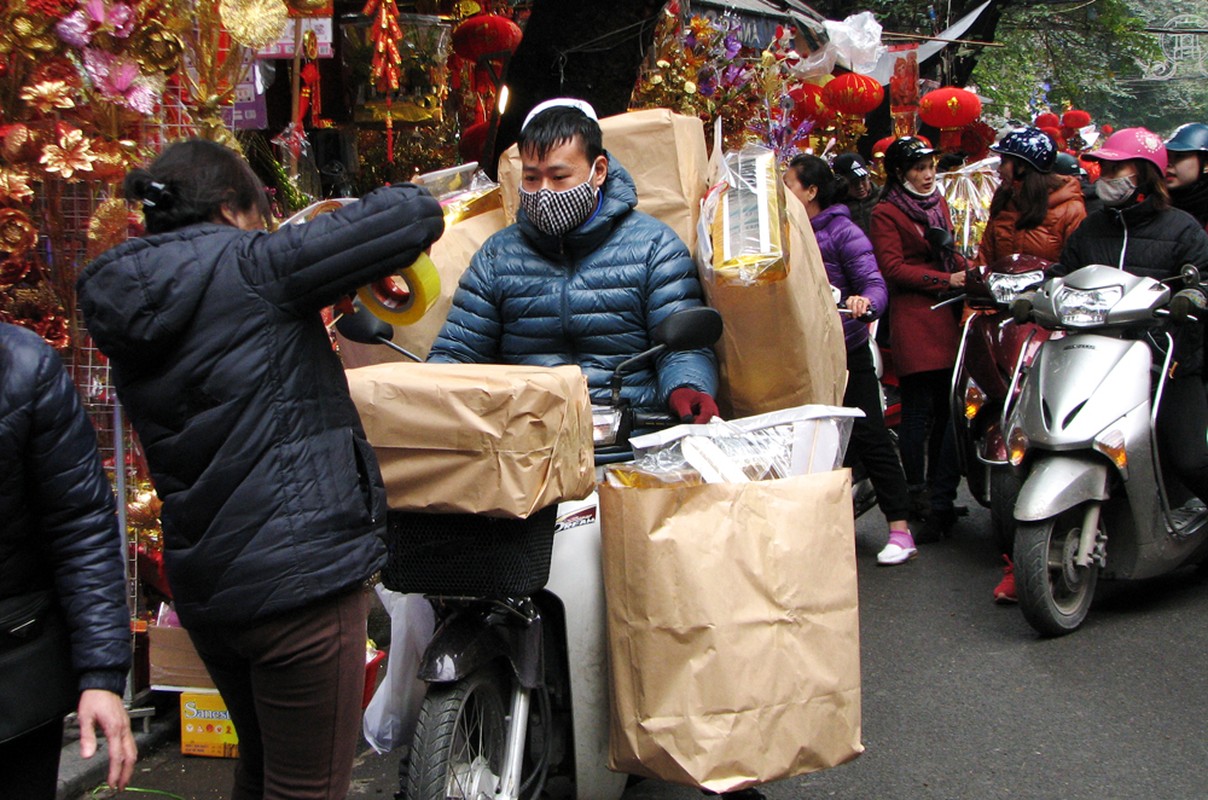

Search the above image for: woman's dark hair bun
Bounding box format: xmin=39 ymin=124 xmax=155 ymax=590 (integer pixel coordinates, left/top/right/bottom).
xmin=124 ymin=169 xmax=174 ymax=211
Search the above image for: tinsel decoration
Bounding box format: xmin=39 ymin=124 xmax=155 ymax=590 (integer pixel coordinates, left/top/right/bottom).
xmin=363 ymin=0 xmax=404 ymax=163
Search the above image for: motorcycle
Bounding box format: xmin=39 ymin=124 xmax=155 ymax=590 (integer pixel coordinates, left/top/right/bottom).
xmin=338 ymin=306 xmax=723 ymax=799
xmin=950 ymin=254 xmax=1053 ymax=551
xmin=1005 ymin=263 xmax=1208 ymax=635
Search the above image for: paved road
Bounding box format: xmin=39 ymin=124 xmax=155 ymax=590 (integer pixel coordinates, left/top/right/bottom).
xmin=74 ymin=488 xmax=1208 ymax=799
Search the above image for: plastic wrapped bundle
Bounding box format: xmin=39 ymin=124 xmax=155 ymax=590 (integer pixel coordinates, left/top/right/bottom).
xmin=708 ymin=144 xmax=789 ymax=286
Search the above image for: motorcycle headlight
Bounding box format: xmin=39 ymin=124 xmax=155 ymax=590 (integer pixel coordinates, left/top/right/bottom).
xmin=987 ymin=270 xmax=1045 ymax=305
xmin=592 ymin=406 xmax=622 ymax=446
xmin=964 ymin=378 xmax=987 ymax=421
xmin=1053 ymin=284 xmax=1123 ymax=327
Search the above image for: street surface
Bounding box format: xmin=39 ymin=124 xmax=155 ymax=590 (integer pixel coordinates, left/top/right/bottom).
xmin=73 ymin=486 xmax=1208 ymax=799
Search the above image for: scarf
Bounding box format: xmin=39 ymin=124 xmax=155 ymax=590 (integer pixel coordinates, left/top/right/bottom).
xmin=1171 ymin=178 xmax=1208 ymax=227
xmin=884 ymin=182 xmax=952 ymax=234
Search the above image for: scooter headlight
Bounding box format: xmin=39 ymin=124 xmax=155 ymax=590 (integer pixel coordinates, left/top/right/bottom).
xmin=964 ymin=379 xmax=987 ymax=421
xmin=1053 ymin=284 xmax=1123 ymax=327
xmin=1093 ymin=428 xmax=1129 ymax=475
xmin=987 ymin=270 xmax=1045 ymax=305
xmin=1008 ymin=426 xmax=1029 ymax=466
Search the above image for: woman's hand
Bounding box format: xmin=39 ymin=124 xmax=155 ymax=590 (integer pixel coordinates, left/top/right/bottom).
xmin=845 ymin=295 xmax=872 ymax=319
xmin=948 ymin=270 xmax=967 ymax=289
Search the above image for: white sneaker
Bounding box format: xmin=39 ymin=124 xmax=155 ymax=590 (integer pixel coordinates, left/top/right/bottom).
xmin=877 ymin=530 xmax=918 ymax=566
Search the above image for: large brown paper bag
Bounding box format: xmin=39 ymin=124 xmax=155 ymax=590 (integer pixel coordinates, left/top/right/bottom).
xmin=346 ymin=362 xmax=593 ymax=518
xmin=703 ymin=196 xmax=847 ymax=417
xmin=600 ymin=470 xmax=863 ymax=792
xmin=498 ymin=108 xmax=708 ymax=252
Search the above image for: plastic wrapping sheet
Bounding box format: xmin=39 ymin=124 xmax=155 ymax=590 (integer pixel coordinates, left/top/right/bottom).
xmin=938 ymin=156 xmax=1001 ymax=258
xmin=605 ymin=405 xmax=861 ymax=488
xmin=702 ymin=144 xmax=789 ymax=287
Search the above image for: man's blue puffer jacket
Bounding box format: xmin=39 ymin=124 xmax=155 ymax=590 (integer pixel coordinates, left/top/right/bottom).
xmin=428 ymin=155 xmax=717 ymax=411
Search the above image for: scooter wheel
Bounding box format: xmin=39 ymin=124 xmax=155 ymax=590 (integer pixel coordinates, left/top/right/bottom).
xmin=1014 ymin=504 xmax=1099 ymax=636
xmin=404 ymin=668 xmax=509 ymax=800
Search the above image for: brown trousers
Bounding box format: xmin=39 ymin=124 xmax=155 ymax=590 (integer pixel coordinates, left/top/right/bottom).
xmin=188 ymin=588 xmax=368 ymax=800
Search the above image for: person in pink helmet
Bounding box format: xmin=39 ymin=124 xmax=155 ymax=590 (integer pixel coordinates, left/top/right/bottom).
xmin=1057 ymin=127 xmax=1208 ymax=507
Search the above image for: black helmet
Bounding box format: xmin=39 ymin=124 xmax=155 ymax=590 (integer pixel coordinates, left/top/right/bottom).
xmin=883 ymin=137 xmax=936 ymax=179
xmin=990 ymin=126 xmax=1056 ymax=172
xmin=1052 ymin=152 xmax=1082 ymax=177
xmin=1165 ymin=123 xmax=1208 ymax=153
xmin=833 ymin=153 xmax=870 ymax=180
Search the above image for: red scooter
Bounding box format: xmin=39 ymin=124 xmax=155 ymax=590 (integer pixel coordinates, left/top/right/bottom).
xmin=951 ymin=254 xmax=1053 ymax=551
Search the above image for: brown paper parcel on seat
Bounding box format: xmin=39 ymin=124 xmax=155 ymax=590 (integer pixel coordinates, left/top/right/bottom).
xmin=600 ymin=469 xmax=863 ymax=792
xmin=346 ymin=362 xmax=594 ymax=518
xmin=497 ymin=108 xmax=708 ymax=252
xmin=702 ymin=196 xmax=847 ymax=417
xmin=338 ymin=192 xmax=507 ymax=368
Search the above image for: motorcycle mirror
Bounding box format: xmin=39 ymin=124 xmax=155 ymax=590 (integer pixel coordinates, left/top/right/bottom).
xmin=652 ymin=307 xmax=723 ymax=352
xmin=335 ymin=299 xmax=395 ymax=345
xmin=1181 ymin=264 xmax=1202 ymax=288
xmin=334 ymin=299 xmax=422 ymax=362
xmin=925 ymin=226 xmax=955 ymax=252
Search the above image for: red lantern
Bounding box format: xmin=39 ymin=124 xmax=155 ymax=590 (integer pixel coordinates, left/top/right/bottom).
xmin=1033 ymin=112 xmax=1060 ymax=129
xmin=1062 ymin=109 xmax=1091 ymax=129
xmin=823 ymin=72 xmax=885 ymax=117
xmin=918 ymin=87 xmax=982 ymax=150
xmin=787 ymin=83 xmax=833 ymax=127
xmin=452 ymin=14 xmax=522 ymax=63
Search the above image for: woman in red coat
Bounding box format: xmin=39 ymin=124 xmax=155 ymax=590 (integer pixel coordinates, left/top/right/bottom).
xmin=870 ymin=137 xmax=965 ymax=541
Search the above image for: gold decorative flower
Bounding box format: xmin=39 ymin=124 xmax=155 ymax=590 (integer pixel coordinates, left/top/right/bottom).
xmin=0 ymin=167 xmax=35 ymax=204
xmin=0 ymin=208 xmax=38 ymax=260
xmin=132 ymin=24 xmax=184 ymax=74
xmin=87 ymin=198 xmax=135 ymax=260
xmin=0 ymin=257 xmax=32 ymax=289
xmin=219 ymin=0 xmax=289 ymax=50
xmin=10 ymin=13 xmax=58 ymax=54
xmin=40 ymin=127 xmax=97 ymax=181
xmin=20 ymin=80 xmax=77 ymax=113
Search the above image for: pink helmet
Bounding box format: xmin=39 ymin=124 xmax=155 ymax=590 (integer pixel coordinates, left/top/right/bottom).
xmin=1085 ymin=127 xmax=1167 ymax=173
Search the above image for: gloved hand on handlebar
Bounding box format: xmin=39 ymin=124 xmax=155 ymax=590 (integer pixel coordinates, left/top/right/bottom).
xmin=669 ymin=387 xmax=720 ymax=424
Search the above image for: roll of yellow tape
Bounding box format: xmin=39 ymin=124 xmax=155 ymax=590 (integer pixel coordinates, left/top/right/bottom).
xmin=356 ymin=253 xmax=442 ymax=326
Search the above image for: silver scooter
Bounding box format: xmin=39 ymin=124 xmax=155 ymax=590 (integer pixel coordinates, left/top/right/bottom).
xmin=1005 ymin=264 xmax=1208 ymax=636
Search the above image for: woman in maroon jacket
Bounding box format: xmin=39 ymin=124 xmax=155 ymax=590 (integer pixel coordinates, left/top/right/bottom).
xmin=870 ymin=137 xmax=965 ymax=541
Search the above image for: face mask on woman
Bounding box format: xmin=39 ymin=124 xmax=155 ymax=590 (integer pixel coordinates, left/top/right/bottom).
xmin=519 ymin=181 xmax=598 ymax=237
xmin=1096 ymin=174 xmax=1137 ymax=207
xmin=902 ymin=178 xmax=936 ymax=198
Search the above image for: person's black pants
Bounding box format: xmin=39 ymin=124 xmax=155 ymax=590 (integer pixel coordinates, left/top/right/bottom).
xmin=843 ymin=342 xmax=910 ymax=521
xmin=1156 ymin=373 xmax=1208 ymax=503
xmin=898 ymin=368 xmax=961 ymax=512
xmin=0 ymin=718 xmax=63 ymax=800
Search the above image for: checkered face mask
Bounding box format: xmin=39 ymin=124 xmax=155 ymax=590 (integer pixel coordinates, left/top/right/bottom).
xmin=519 ymin=180 xmax=598 ymax=237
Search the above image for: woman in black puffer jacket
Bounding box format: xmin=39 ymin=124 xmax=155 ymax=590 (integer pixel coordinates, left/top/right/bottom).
xmin=1059 ymin=127 xmax=1208 ymax=505
xmin=78 ymin=139 xmax=444 ymax=800
xmin=0 ymin=322 xmax=135 ymax=797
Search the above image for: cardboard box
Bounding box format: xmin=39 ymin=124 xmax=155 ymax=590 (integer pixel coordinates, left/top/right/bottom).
xmin=180 ymin=691 xmax=239 ymax=758
xmin=149 ymin=625 xmax=215 ymax=691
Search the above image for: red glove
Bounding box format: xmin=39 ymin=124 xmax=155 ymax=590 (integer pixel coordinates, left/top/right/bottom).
xmin=669 ymin=387 xmax=720 ymax=423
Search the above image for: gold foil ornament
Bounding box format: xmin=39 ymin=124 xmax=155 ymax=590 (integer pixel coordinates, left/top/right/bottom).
xmin=132 ymin=24 xmax=185 ymax=73
xmin=0 ymin=209 xmax=38 ymax=261
xmin=219 ymin=0 xmax=289 ymax=50
xmin=39 ymin=126 xmax=97 ymax=180
xmin=20 ymin=80 xmax=77 ymax=113
xmin=87 ymin=199 xmax=134 ymax=260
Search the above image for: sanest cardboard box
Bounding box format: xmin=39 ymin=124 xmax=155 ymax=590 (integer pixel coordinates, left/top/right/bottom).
xmin=148 ymin=625 xmax=215 ymax=691
xmin=180 ymin=691 xmax=239 ymax=758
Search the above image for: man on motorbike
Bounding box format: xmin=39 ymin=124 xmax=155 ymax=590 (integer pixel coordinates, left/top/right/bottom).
xmin=1057 ymin=127 xmax=1208 ymax=508
xmin=428 ymin=98 xmax=719 ymax=424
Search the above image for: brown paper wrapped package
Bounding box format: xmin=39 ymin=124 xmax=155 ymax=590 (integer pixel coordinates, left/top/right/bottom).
xmin=702 ymin=195 xmax=848 ymax=417
xmin=497 ymin=108 xmax=709 ymax=253
xmin=346 ymin=363 xmax=594 ymax=518
xmin=600 ymin=469 xmax=863 ymax=791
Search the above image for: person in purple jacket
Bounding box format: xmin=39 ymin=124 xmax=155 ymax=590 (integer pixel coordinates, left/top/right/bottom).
xmin=785 ymin=155 xmax=916 ymax=565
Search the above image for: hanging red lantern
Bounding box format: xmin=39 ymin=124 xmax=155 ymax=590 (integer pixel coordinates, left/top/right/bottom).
xmin=822 ymin=72 xmax=885 ymax=117
xmin=918 ymin=87 xmax=982 ymax=151
xmin=787 ymin=83 xmax=833 ymax=128
xmin=1033 ymin=112 xmax=1060 ymax=129
xmin=452 ymin=14 xmax=522 ymax=63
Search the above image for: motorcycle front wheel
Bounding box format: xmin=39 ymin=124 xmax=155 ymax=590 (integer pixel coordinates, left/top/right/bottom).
xmin=405 ymin=668 xmax=509 ymax=800
xmin=1014 ymin=503 xmax=1100 ymax=636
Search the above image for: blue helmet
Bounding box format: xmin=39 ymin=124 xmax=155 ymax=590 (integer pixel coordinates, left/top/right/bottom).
xmin=1165 ymin=123 xmax=1208 ymax=153
xmin=991 ymin=127 xmax=1057 ymax=173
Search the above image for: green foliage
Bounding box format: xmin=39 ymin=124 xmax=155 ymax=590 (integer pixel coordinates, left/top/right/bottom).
xmin=970 ymin=0 xmax=1158 ymax=123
